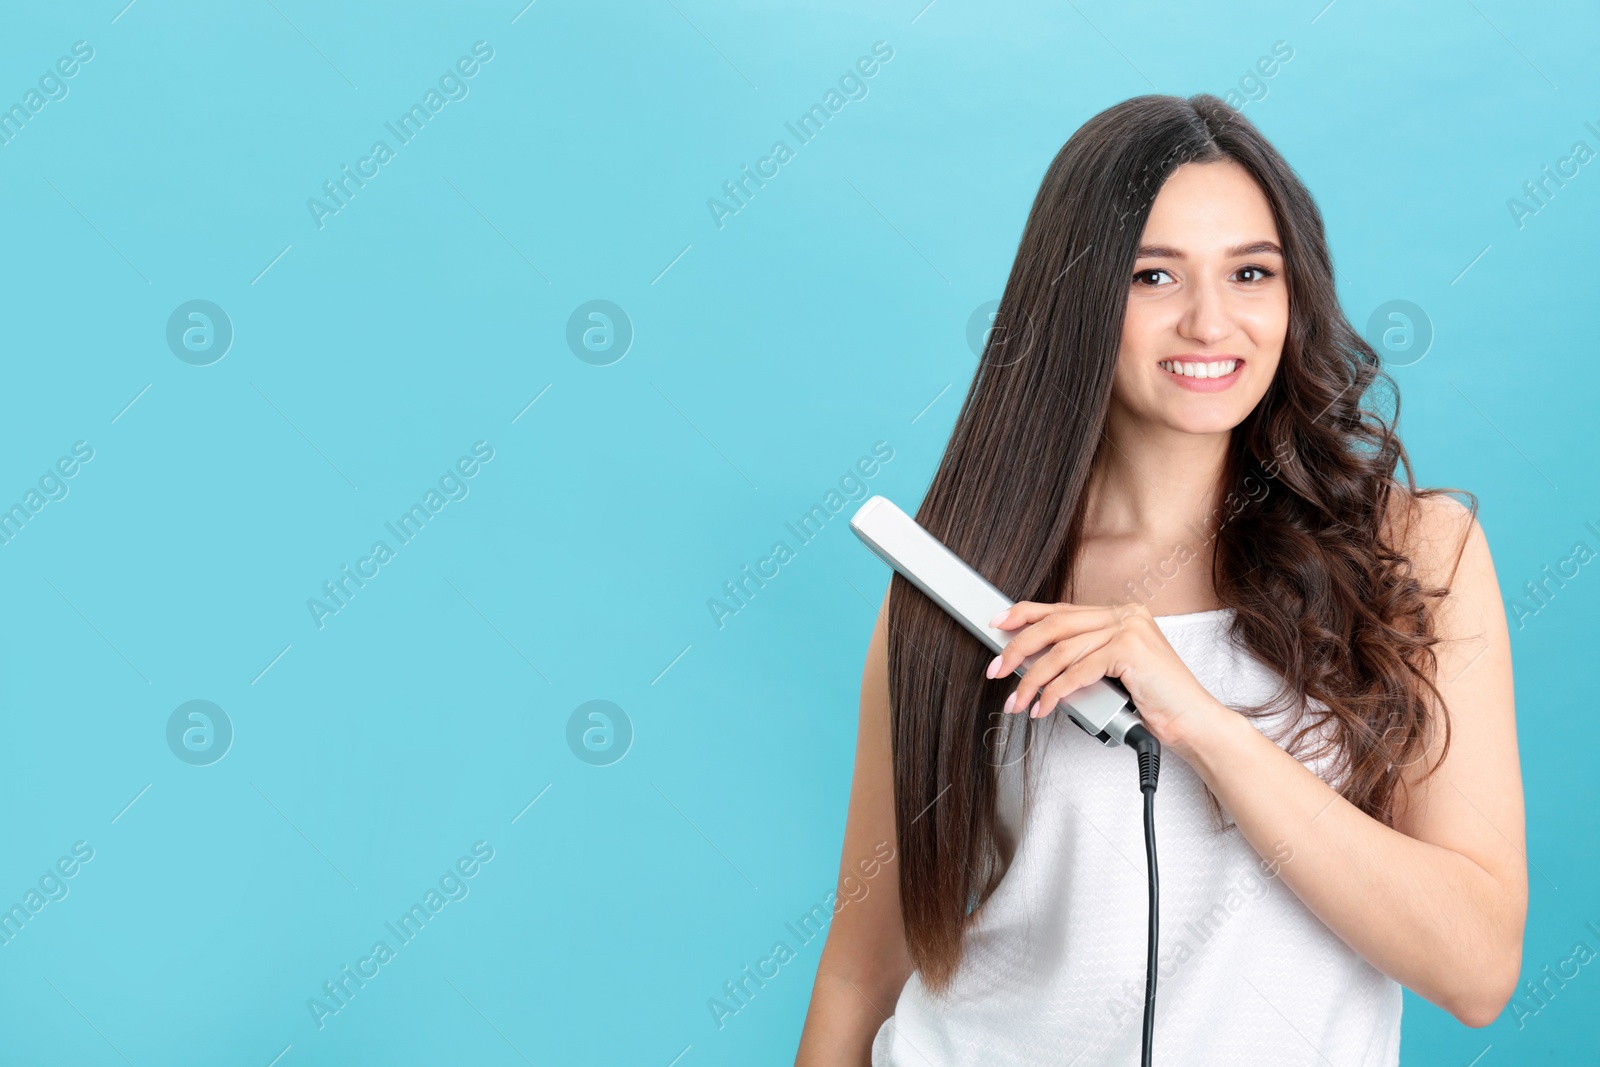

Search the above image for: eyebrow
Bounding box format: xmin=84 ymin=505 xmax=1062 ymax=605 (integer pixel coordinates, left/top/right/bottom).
xmin=1135 ymin=240 xmax=1284 ymax=259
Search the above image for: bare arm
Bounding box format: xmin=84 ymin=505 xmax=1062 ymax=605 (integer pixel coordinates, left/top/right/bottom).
xmin=1175 ymin=493 xmax=1527 ymax=1026
xmin=795 ymin=588 xmax=915 ymax=1065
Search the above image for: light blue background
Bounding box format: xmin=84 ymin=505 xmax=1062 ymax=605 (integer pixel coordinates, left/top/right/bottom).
xmin=1 ymin=1 xmax=1595 ymax=1063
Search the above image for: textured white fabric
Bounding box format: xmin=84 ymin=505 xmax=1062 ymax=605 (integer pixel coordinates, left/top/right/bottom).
xmin=871 ymin=608 xmax=1402 ymax=1066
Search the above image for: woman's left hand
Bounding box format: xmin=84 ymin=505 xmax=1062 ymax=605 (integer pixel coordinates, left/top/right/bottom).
xmin=985 ymin=600 xmax=1228 ymax=758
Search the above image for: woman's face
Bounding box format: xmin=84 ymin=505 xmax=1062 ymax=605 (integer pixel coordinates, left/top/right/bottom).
xmin=1111 ymin=160 xmax=1288 ymax=436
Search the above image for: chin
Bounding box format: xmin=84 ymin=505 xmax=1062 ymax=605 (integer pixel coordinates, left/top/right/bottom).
xmin=1160 ymin=408 xmax=1250 ymax=436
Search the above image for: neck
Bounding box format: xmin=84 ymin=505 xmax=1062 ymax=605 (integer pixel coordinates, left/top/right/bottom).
xmin=1083 ymin=407 xmax=1232 ymax=545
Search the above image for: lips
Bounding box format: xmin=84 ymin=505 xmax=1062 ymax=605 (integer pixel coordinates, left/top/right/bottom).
xmin=1158 ymin=357 xmax=1244 ymax=393
xmin=1158 ymin=358 xmax=1241 ymax=378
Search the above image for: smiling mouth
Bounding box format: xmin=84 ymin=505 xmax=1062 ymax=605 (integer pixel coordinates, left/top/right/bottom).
xmin=1158 ymin=358 xmax=1242 ymax=379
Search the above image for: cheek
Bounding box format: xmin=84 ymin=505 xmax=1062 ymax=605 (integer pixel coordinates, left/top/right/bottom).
xmin=1119 ymin=302 xmax=1162 ymax=351
xmin=1236 ymin=312 xmax=1287 ymax=377
xmin=1241 ymin=295 xmax=1289 ymax=351
xmin=1238 ymin=349 xmax=1282 ymax=410
xmin=1116 ymin=308 xmax=1164 ymax=377
xmin=1112 ymin=342 xmax=1152 ymax=399
xmin=1246 ymin=360 xmax=1278 ymax=401
xmin=1108 ymin=351 xmax=1166 ymax=420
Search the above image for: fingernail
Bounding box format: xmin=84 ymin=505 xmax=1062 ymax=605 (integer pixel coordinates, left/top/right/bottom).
xmin=989 ymin=611 xmax=1007 ymax=628
xmin=1003 ymin=692 xmax=1017 ymax=714
xmin=986 ymin=655 xmax=1002 ymax=679
xmin=1028 ymin=700 xmax=1044 ymax=718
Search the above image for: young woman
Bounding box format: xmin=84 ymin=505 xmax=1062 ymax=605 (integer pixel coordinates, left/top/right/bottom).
xmin=795 ymin=94 xmax=1526 ymax=1066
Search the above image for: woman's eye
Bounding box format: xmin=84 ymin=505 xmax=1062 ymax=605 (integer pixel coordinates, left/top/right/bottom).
xmin=1133 ymin=265 xmax=1278 ymax=287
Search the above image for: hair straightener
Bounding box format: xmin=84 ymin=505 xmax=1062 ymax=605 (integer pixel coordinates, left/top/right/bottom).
xmin=849 ymin=495 xmax=1147 ymax=747
xmin=849 ymin=494 xmax=1164 ymax=1067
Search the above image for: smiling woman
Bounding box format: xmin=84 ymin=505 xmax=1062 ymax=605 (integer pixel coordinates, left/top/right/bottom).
xmin=1116 ymin=164 xmax=1286 ymax=422
xmin=796 ymin=93 xmax=1526 ymax=1067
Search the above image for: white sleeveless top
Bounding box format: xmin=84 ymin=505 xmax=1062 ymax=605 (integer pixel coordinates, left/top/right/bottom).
xmin=871 ymin=608 xmax=1402 ymax=1066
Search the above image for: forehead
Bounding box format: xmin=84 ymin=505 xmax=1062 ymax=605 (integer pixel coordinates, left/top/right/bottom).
xmin=1137 ymin=161 xmax=1281 ymax=256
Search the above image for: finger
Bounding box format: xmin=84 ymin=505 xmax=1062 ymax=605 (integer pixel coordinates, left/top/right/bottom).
xmin=1108 ymin=601 xmax=1153 ymax=630
xmin=985 ymin=601 xmax=1036 ymax=633
xmin=1005 ymin=641 xmax=1080 ymax=714
xmin=989 ymin=607 xmax=1099 ymax=676
xmin=1032 ymin=645 xmax=1113 ymax=718
xmin=989 ymin=599 xmax=1086 ymax=630
xmin=1008 ymin=630 xmax=1113 ymax=715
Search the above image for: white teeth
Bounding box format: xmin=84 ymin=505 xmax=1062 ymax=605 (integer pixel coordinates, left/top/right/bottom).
xmin=1159 ymin=359 xmax=1239 ymax=379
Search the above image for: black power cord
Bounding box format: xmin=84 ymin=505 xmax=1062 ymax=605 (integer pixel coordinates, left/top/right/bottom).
xmin=1124 ymin=723 xmax=1162 ymax=1067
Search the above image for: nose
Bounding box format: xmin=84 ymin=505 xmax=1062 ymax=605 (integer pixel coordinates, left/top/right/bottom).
xmin=1177 ymin=277 xmax=1233 ymax=346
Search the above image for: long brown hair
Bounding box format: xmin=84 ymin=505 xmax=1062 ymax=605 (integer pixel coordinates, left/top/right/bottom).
xmin=885 ymin=93 xmax=1475 ymax=993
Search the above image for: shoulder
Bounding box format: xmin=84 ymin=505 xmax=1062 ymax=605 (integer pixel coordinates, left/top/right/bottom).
xmin=1379 ymin=480 xmax=1488 ymax=599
